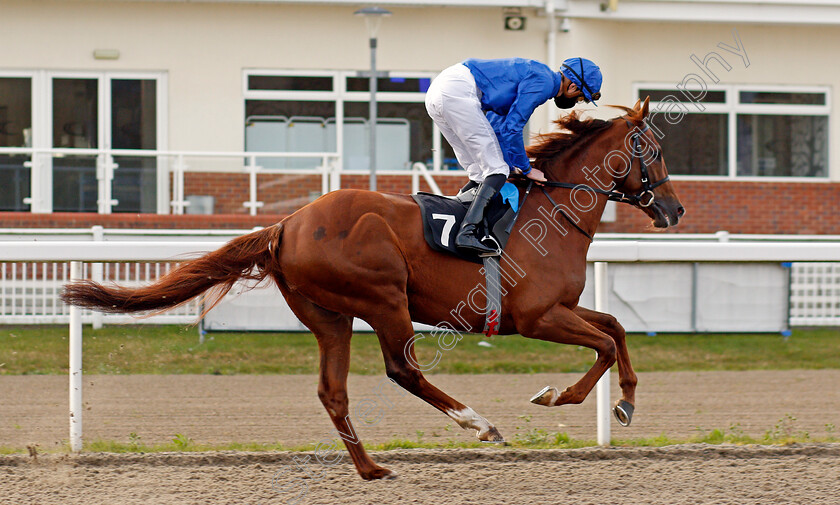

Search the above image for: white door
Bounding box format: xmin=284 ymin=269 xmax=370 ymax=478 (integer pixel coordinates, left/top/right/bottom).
xmin=40 ymin=71 xmax=166 ymax=213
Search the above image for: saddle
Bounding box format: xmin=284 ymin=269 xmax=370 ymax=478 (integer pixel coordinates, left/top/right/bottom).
xmin=412 ymin=182 xmax=524 ymax=264
xmin=412 ymin=181 xmax=531 ymax=337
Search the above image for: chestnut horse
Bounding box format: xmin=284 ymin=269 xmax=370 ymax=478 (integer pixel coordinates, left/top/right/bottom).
xmin=62 ymin=98 xmax=683 ymax=480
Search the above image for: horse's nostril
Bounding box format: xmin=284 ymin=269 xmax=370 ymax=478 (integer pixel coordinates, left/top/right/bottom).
xmin=677 ymin=206 xmax=685 ymax=217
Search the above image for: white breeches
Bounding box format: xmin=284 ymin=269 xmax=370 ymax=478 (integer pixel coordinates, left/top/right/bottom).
xmin=425 ymin=64 xmax=510 ymax=183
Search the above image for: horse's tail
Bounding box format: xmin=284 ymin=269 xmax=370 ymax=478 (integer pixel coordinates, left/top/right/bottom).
xmin=60 ymin=224 xmax=283 ymax=316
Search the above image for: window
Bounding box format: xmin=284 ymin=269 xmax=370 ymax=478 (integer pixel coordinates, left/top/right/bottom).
xmin=243 ymin=70 xmax=436 ymax=172
xmin=645 ymin=112 xmax=729 ymax=177
xmin=0 ymin=71 xmax=165 ymax=214
xmin=244 ymin=99 xmax=337 ymax=169
xmin=0 ymin=76 xmax=32 ymax=211
xmin=345 ymin=77 xmax=430 ymax=93
xmin=50 ymin=74 xmax=162 ymax=213
xmin=637 ymin=85 xmax=829 ymax=179
xmin=248 ymin=75 xmax=333 ymax=92
xmin=52 ymin=78 xmax=99 ymax=212
xmin=737 ymin=114 xmax=827 ymax=177
xmin=110 ymin=78 xmax=159 ymax=213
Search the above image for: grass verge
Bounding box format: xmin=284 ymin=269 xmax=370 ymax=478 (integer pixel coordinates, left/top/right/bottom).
xmin=2 ymin=425 xmax=837 ymax=456
xmin=1 ymin=325 xmax=838 ymax=375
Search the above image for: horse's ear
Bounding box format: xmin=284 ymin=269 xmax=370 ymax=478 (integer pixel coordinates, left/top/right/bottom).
xmin=633 ymin=98 xmax=641 ymax=110
xmin=642 ymin=96 xmax=650 ymax=118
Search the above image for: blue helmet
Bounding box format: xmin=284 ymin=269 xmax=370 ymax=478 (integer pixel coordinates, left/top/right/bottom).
xmin=560 ymin=57 xmax=602 ymax=104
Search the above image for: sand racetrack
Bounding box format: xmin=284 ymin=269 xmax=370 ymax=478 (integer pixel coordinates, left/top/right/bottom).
xmin=2 ymin=371 xmax=840 ymax=504
xmin=3 ymin=444 xmax=840 ymax=505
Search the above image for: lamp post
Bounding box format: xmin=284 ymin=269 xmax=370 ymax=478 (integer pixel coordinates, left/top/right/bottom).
xmin=354 ymin=6 xmax=391 ymax=191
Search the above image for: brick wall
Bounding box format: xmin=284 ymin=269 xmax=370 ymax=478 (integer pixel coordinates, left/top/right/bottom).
xmin=339 ymin=175 xmax=464 ymax=195
xmin=0 ymin=212 xmax=282 ymax=229
xmin=3 ymin=179 xmax=839 ymax=235
xmin=182 ymin=172 xmax=323 ymax=215
xmin=179 ymin=173 xmax=464 ymax=214
xmin=598 ymin=180 xmax=840 ymax=235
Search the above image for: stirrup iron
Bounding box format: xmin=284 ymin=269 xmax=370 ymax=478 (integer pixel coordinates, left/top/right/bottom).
xmin=477 ymin=235 xmax=502 ymax=257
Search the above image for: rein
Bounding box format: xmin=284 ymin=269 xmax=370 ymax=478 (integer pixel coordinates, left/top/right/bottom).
xmin=536 ymin=122 xmax=670 ymax=241
xmin=538 ymin=187 xmax=597 ymax=242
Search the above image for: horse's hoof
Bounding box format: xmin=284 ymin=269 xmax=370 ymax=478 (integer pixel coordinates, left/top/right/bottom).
xmin=479 ymin=426 xmax=505 ymax=443
xmin=362 ymin=467 xmax=397 ymax=480
xmin=530 ymin=386 xmax=559 ymax=406
xmin=613 ymin=400 xmax=634 ymax=427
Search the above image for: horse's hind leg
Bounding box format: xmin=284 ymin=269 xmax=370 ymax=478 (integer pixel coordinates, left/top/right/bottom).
xmin=276 ymin=283 xmax=394 ymax=480
xmin=573 ymin=306 xmax=637 ymax=426
xmin=519 ymin=303 xmax=617 ymax=408
xmin=369 ymin=308 xmax=505 ymax=443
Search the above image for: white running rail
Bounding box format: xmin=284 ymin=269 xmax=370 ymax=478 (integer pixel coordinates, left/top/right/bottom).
xmin=3 ymin=239 xmax=840 ymax=452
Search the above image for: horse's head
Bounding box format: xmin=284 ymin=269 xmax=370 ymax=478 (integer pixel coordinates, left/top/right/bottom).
xmin=528 ymin=97 xmax=684 ymax=230
xmin=611 ymin=97 xmax=685 ymax=228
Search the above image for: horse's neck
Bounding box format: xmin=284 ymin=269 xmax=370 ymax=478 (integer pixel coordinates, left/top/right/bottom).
xmin=544 ymin=150 xmax=611 ymax=239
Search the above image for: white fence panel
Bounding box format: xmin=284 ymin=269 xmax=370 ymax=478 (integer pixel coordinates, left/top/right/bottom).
xmin=610 ymin=263 xmax=695 ymax=333
xmin=790 ymin=262 xmax=840 ymax=326
xmin=202 ymin=281 xmax=306 ymax=331
xmin=0 ymin=261 xmax=198 ymax=324
xmin=578 ymin=263 xmax=790 ymax=333
xmin=695 ymin=263 xmax=789 ymax=332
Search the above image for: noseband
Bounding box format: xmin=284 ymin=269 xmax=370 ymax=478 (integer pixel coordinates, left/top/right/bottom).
xmin=536 ymin=122 xmax=671 ymax=241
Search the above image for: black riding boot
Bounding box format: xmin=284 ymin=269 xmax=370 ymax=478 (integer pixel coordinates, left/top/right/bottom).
xmin=455 ymin=179 xmax=502 ymax=255
xmin=456 ymin=180 xmax=479 ymax=196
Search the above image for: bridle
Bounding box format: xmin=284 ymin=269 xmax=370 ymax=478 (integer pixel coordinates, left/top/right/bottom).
xmin=541 ymin=122 xmax=670 ymax=207
xmin=536 ymin=122 xmax=671 ymax=241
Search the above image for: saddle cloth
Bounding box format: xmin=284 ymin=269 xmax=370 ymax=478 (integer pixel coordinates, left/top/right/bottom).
xmin=411 ymin=183 xmax=520 ymax=264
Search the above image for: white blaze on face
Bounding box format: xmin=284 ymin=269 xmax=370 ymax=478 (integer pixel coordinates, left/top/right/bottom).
xmin=445 ymin=407 xmax=493 ymax=437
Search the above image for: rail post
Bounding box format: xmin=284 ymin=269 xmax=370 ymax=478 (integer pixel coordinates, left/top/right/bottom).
xmin=69 ymin=260 xmax=83 ymax=452
xmin=594 ymin=261 xmax=610 ymax=446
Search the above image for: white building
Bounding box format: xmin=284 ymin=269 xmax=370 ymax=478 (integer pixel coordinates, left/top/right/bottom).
xmin=0 ymin=0 xmax=837 ymax=234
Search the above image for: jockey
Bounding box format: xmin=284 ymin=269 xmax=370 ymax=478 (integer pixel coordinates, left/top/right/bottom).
xmin=424 ymin=57 xmax=602 ymax=255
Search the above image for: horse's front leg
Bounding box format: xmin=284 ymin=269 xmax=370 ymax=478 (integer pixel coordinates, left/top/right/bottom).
xmin=572 ymin=305 xmax=637 ymax=426
xmin=518 ymin=303 xmax=617 ymax=407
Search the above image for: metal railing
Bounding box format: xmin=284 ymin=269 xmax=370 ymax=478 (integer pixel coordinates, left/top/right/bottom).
xmin=0 ymin=147 xmax=462 ymax=215
xmin=0 ymin=147 xmax=341 ymax=215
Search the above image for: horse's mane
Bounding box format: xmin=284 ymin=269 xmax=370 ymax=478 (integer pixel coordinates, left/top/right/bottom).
xmin=527 ymin=105 xmax=643 ymax=171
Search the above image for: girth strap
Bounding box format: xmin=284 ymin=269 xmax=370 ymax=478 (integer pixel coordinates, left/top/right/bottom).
xmin=481 ymin=255 xmax=502 ymax=337
xmin=480 ymin=181 xmax=535 ymax=336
